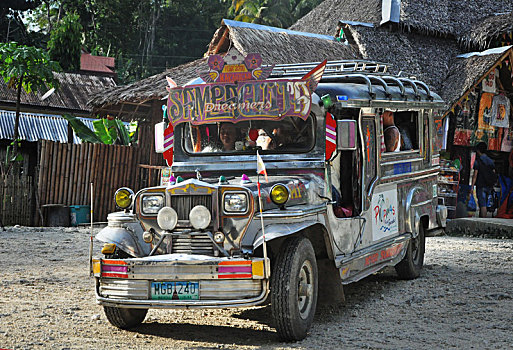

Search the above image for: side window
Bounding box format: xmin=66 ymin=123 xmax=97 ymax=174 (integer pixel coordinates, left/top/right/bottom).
xmin=362 ymin=117 xmax=377 ymax=192
xmin=382 ymin=110 xmax=419 ymax=153
xmin=423 ymin=110 xmax=430 ymax=164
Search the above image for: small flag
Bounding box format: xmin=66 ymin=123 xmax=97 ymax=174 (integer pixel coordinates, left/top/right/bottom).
xmin=256 ymin=151 xmax=268 ymax=182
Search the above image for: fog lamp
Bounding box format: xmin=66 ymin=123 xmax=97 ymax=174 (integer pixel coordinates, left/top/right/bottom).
xmin=270 ymin=184 xmax=289 ymax=206
xmin=157 ymin=207 xmax=178 ymax=231
xmin=115 ymin=188 xmax=134 ymax=209
xmin=101 ymin=243 xmax=116 ymax=254
xmin=189 ymin=205 xmax=211 ymax=230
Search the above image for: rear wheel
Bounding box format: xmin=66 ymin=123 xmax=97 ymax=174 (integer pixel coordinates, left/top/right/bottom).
xmin=103 ymin=306 xmax=147 ymax=329
xmin=395 ymin=224 xmax=425 ymax=279
xmin=271 ymin=236 xmax=318 ymax=341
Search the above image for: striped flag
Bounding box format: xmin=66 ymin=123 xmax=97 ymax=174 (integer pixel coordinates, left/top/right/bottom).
xmin=256 ymin=151 xmax=268 ymax=183
xmin=325 ymin=112 xmax=337 ymax=160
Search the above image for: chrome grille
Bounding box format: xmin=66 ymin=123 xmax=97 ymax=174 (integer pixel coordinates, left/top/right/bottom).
xmin=172 ymin=232 xmax=214 ymax=255
xmin=170 ymin=195 xmax=212 ymax=220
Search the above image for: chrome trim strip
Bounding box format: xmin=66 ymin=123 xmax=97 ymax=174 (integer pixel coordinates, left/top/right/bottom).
xmin=381 ymin=156 xmax=424 ymax=165
xmin=335 ymin=233 xmax=410 ymax=267
xmin=380 ymin=168 xmax=439 ymax=183
xmin=255 ymin=204 xmax=326 ymax=218
xmin=411 ymin=199 xmax=433 ymax=207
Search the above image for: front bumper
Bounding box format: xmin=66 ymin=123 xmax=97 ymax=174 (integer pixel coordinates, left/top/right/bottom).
xmin=93 ymin=254 xmax=269 ymax=309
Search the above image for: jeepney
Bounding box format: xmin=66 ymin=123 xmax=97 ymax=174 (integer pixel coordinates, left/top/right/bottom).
xmin=92 ymin=51 xmax=447 ymax=341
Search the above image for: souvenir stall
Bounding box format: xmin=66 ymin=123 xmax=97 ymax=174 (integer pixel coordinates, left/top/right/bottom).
xmin=444 ymin=54 xmax=513 ymax=218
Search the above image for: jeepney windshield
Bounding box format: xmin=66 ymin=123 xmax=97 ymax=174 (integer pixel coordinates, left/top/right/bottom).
xmin=183 ymin=115 xmax=315 ymax=154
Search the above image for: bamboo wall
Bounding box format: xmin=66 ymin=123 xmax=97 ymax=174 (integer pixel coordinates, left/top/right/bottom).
xmin=37 ymin=140 xmax=155 ymax=223
xmin=0 ymin=175 xmax=33 ymax=226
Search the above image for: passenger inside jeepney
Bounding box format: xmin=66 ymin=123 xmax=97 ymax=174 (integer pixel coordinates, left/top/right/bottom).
xmin=219 ymin=123 xmax=238 ymax=151
xmin=183 ymin=116 xmax=315 ymax=154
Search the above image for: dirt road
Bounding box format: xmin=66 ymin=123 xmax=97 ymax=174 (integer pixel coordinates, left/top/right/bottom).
xmin=0 ymin=226 xmax=512 ymax=349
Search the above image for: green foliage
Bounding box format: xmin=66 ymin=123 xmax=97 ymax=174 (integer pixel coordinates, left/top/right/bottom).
xmin=62 ymin=114 xmax=133 ymax=145
xmin=0 ymin=42 xmax=61 ymax=177
xmin=47 ymin=12 xmax=83 ymax=71
xmin=229 ymin=0 xmax=322 ymax=28
xmin=0 ymin=42 xmax=61 ymax=95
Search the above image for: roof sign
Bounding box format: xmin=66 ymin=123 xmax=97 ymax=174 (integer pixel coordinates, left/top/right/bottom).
xmin=166 ymin=49 xmax=326 ymax=126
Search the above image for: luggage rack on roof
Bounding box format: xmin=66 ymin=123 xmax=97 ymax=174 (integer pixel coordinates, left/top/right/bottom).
xmin=270 ymin=60 xmax=390 ymax=77
xmin=269 ymin=60 xmax=433 ymax=101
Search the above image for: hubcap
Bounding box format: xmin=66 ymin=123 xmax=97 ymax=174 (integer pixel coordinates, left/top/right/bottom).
xmin=297 ymin=260 xmax=314 ymax=319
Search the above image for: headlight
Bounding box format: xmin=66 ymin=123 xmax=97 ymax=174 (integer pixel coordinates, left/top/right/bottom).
xmin=223 ymin=192 xmax=248 ymax=213
xmin=157 ymin=207 xmax=178 ymax=230
xmin=189 ymin=205 xmax=211 ymax=230
xmin=141 ymin=194 xmax=164 ymax=214
xmin=115 ymin=188 xmax=134 ymax=209
xmin=270 ymin=184 xmax=289 ymax=206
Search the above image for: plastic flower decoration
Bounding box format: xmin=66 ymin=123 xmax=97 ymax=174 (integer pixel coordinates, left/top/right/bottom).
xmin=244 ymin=53 xmax=262 ymax=70
xmin=208 ymin=55 xmax=224 ymax=71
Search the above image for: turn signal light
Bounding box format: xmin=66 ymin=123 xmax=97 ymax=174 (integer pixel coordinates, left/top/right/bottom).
xmin=101 ymin=243 xmax=116 ymax=254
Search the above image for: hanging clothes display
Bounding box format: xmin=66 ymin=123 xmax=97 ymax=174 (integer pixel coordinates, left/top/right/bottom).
xmin=453 ymin=91 xmax=478 ymax=146
xmin=474 ymin=92 xmax=500 ymax=149
xmin=490 ymin=94 xmax=510 ymax=128
xmin=482 ymin=68 xmax=498 ymax=93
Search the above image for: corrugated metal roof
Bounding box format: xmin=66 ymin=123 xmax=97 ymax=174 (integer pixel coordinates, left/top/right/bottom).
xmin=0 ymin=110 xmax=96 ymax=144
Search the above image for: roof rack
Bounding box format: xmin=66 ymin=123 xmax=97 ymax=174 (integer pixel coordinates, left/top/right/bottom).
xmin=270 ymin=60 xmax=390 ymax=78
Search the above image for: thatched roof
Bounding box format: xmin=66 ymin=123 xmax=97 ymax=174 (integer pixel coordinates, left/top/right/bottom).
xmin=290 ymin=0 xmax=381 ymax=35
xmin=290 ymin=0 xmax=513 ymax=40
xmin=0 ymin=72 xmax=115 ymax=116
xmin=89 ymin=58 xmax=205 ymax=120
xmin=207 ymin=19 xmax=358 ymax=63
xmin=440 ymin=46 xmax=513 ymax=111
xmin=91 ymin=20 xmax=357 ymax=120
xmin=345 ymin=24 xmax=460 ymax=93
xmin=460 ymin=12 xmax=513 ymax=50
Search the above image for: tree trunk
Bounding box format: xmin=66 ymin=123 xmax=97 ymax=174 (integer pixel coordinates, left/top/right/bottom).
xmin=13 ymin=75 xmax=23 ymax=155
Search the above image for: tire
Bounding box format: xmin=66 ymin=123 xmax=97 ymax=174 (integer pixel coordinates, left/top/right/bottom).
xmin=395 ymin=224 xmax=426 ymax=279
xmin=103 ymin=306 xmax=148 ymax=329
xmin=271 ymin=236 xmax=318 ymax=341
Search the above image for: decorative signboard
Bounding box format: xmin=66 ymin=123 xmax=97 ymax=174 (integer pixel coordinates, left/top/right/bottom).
xmin=371 ymin=187 xmax=399 ymax=241
xmin=166 ymin=48 xmax=326 ymax=126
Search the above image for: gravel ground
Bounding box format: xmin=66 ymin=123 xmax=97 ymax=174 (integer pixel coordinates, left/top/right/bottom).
xmin=0 ymin=226 xmax=512 ymax=350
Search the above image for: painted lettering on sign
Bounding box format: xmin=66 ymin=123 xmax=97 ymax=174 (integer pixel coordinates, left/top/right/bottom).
xmin=167 ymin=80 xmax=312 ymax=125
xmin=371 ymin=188 xmax=399 ymax=240
xmin=364 ymin=243 xmax=405 ymax=266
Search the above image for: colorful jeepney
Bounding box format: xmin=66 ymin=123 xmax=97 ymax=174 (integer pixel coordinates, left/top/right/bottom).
xmin=92 ymin=51 xmax=447 ymax=341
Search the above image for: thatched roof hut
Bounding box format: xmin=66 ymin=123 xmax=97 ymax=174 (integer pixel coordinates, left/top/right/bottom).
xmin=89 ymin=58 xmax=205 ymax=121
xmin=460 ymin=12 xmax=513 ymax=50
xmin=290 ymin=0 xmax=513 ymax=39
xmin=91 ymin=19 xmax=356 ymax=121
xmin=441 ymin=46 xmax=513 ymax=112
xmin=0 ymin=72 xmax=115 ymax=116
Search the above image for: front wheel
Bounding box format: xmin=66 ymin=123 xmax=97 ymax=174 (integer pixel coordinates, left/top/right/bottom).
xmin=395 ymin=224 xmax=425 ymax=279
xmin=271 ymin=236 xmax=318 ymax=341
xmin=103 ymin=306 xmax=148 ymax=329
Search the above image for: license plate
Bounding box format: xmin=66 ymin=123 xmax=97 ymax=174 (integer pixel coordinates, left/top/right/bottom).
xmin=151 ymin=281 xmax=199 ymax=300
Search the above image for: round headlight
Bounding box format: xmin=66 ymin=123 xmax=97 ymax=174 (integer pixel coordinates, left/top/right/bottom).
xmin=115 ymin=188 xmax=134 ymax=209
xmin=157 ymin=207 xmax=178 ymax=231
xmin=270 ymin=184 xmax=289 ymax=206
xmin=189 ymin=205 xmax=211 ymax=230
